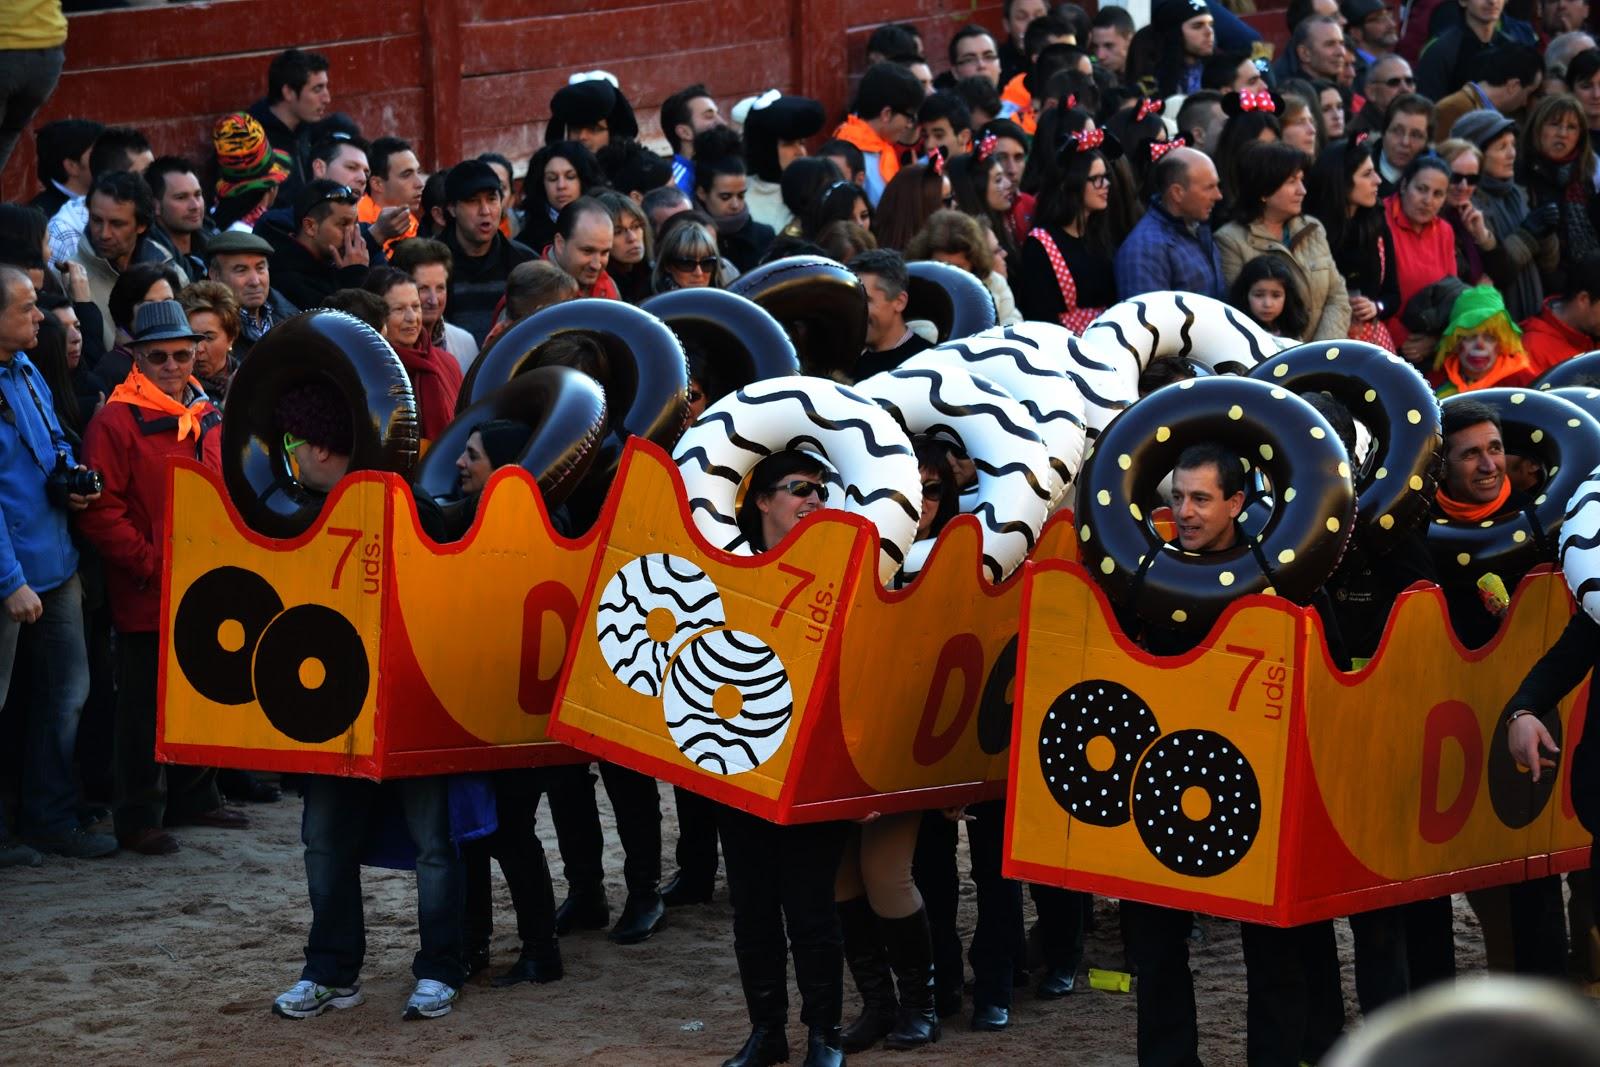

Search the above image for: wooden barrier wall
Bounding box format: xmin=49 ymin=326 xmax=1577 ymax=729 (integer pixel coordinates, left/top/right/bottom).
xmin=1 ymin=0 xmax=1002 ymax=202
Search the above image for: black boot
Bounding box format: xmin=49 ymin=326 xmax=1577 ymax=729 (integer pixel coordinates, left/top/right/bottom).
xmin=724 ymin=948 xmax=790 ymax=1067
xmin=882 ymin=908 xmax=941 ymax=1049
xmin=609 ymin=891 xmax=666 ymax=944
xmin=802 ymin=1026 xmax=846 ymax=1067
xmin=554 ymin=884 xmax=609 ymax=936
xmin=836 ymin=897 xmax=897 ymax=1052
xmin=491 ymin=941 xmax=564 ymax=986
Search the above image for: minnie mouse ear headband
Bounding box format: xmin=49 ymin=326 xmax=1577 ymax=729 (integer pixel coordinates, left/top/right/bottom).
xmin=1057 ymin=126 xmax=1124 ymax=163
xmin=1220 ymin=90 xmax=1283 ymax=118
xmin=1149 ymin=136 xmax=1186 ymax=161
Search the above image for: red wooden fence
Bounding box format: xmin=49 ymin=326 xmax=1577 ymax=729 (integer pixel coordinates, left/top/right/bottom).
xmin=1 ymin=0 xmax=1003 ymax=202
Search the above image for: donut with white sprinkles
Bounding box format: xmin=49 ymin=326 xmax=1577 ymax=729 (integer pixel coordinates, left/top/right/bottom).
xmin=1038 ymin=680 xmax=1162 ymax=826
xmin=1132 ymin=729 xmax=1261 ymax=877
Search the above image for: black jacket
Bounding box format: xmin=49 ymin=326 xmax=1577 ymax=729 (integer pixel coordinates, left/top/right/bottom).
xmin=247 ymin=98 xmax=311 ymax=201
xmin=1504 ymin=611 xmax=1600 ymax=829
xmin=441 ymin=228 xmax=537 ymax=345
xmin=719 ymin=220 xmax=776 ymax=275
xmin=259 ymin=221 xmax=370 ymax=311
xmin=1325 ymin=531 xmax=1439 ymax=661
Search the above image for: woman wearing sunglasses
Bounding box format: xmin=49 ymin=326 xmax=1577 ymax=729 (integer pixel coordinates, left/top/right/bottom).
xmin=719 ymin=449 xmax=849 ymax=1067
xmin=652 ymin=215 xmax=727 ymax=293
xmin=1436 ymin=138 xmax=1496 ymax=286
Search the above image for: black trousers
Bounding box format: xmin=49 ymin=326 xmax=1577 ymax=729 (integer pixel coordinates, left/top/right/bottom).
xmin=542 ymin=760 xmax=661 ymax=896
xmin=914 ymin=810 xmax=965 ymax=1000
xmin=1032 ymin=885 xmax=1089 ymax=970
xmin=671 ymin=784 xmax=721 ymax=884
xmin=1238 ymin=920 xmax=1344 ymax=1066
xmin=1348 ymin=896 xmax=1458 ymax=1014
xmin=718 ymin=805 xmax=848 ymax=1028
xmin=1121 ymin=901 xmax=1202 ymax=1067
xmin=113 ymin=631 xmax=219 ymax=837
xmin=463 ymin=769 xmax=556 ymax=954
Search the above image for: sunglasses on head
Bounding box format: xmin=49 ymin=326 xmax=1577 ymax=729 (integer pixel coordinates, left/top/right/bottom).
xmin=768 ymin=479 xmax=828 ymax=500
xmin=306 ymin=185 xmax=358 ymax=212
xmin=142 ymin=345 xmax=196 ymax=366
xmin=670 ymin=255 xmax=718 ymax=275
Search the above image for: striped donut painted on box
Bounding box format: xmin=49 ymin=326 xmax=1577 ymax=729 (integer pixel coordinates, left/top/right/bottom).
xmin=672 ymin=376 xmax=922 ymax=583
xmin=596 ymin=553 xmax=727 ymax=697
xmin=1081 ymin=291 xmax=1294 ymax=372
xmin=1562 ymin=470 xmax=1600 ymax=625
xmin=855 ymin=365 xmax=1052 ymax=582
xmin=968 ymin=321 xmax=1139 ymax=439
xmin=663 ymin=627 xmax=794 ymax=775
xmin=903 ymin=334 xmax=1087 ymax=510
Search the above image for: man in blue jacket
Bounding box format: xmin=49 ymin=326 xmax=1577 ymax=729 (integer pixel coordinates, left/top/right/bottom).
xmin=0 ymin=266 xmax=114 ymax=867
xmin=1114 ymin=147 xmax=1226 ymax=301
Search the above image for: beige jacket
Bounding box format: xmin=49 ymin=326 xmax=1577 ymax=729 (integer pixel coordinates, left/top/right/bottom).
xmin=1215 ymin=215 xmax=1350 ymax=342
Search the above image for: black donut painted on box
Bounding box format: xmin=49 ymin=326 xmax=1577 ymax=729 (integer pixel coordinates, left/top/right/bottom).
xmin=172 ymin=566 xmax=284 ymax=705
xmin=1039 ymin=680 xmax=1163 ymax=826
xmin=1248 ymin=340 xmax=1442 ymax=556
xmin=1429 ymin=389 xmax=1600 ymax=584
xmin=1132 ymin=729 xmax=1261 ymax=877
xmin=596 ymin=553 xmax=727 ymax=697
xmin=1075 ymin=376 xmax=1356 ymax=633
xmin=662 ymin=627 xmax=793 ymax=775
xmin=252 ymin=603 xmax=370 ymax=745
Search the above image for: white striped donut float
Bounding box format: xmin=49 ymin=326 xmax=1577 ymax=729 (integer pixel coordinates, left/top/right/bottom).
xmin=969 ymin=321 xmax=1139 ymax=439
xmin=1081 ymin=291 xmax=1294 ymax=372
xmin=663 ymin=627 xmax=794 ymax=775
xmin=1247 ymin=340 xmax=1442 ymax=557
xmin=854 ymin=365 xmax=1053 ymax=583
xmin=1429 ymin=389 xmax=1600 ymax=584
xmin=1562 ymin=470 xmax=1600 ymax=625
xmin=901 ymin=333 xmax=1087 ymax=510
xmin=596 ymin=553 xmax=726 ymax=697
xmin=1076 ymin=376 xmax=1356 ymax=632
xmin=672 ymin=376 xmax=921 ymax=583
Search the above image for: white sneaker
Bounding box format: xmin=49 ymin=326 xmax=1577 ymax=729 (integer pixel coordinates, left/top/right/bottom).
xmin=272 ymin=979 xmax=364 ymax=1019
xmin=403 ymin=978 xmax=459 ymax=1020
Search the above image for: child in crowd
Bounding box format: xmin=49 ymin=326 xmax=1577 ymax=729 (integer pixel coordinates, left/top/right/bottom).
xmin=1431 ymin=285 xmax=1533 ymax=397
xmin=1227 ymin=254 xmax=1308 ymax=338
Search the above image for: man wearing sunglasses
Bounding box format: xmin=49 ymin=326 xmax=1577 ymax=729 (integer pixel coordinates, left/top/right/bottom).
xmin=0 ymin=267 xmax=115 ymax=868
xmin=264 ymin=178 xmax=371 ymax=311
xmin=78 ymin=299 xmax=235 ymax=858
xmin=1347 ymin=53 xmax=1414 ymax=137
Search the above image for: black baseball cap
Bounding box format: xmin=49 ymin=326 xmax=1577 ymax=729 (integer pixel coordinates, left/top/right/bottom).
xmin=445 ymin=159 xmax=503 ymax=203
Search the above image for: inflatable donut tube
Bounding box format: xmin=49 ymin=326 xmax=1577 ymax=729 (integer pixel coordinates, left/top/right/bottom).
xmin=414 ymin=366 xmax=608 ymax=521
xmin=1561 ymin=468 xmax=1600 ymax=625
xmin=854 ymin=365 xmax=1053 ymax=582
xmin=458 ymin=298 xmax=689 ymax=471
xmin=1429 ymin=389 xmax=1600 ymax=584
xmin=902 ymin=335 xmax=1087 ymax=510
xmin=1081 ymin=291 xmax=1293 ymax=372
xmin=639 ymin=288 xmax=800 ymax=398
xmin=1533 ymin=350 xmax=1600 ymax=390
xmin=905 ymin=260 xmax=998 ymax=343
xmin=726 ymin=255 xmax=869 ymax=378
xmin=221 ymin=309 xmax=420 ymax=540
xmin=1075 ymin=375 xmax=1356 ymax=632
xmin=1550 ymin=385 xmax=1600 ymax=425
xmin=672 ymin=376 xmax=922 ymax=583
xmin=1247 ymin=340 xmax=1442 ymax=556
xmin=971 ymin=321 xmax=1138 ymax=439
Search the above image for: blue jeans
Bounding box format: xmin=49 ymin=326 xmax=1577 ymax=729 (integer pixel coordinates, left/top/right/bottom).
xmin=0 ymin=574 xmax=90 ymax=838
xmin=300 ymin=775 xmax=465 ymax=989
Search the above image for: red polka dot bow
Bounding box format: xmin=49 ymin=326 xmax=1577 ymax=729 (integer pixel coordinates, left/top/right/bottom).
xmin=1136 ymin=97 xmax=1164 ymax=122
xmin=1068 ymin=127 xmax=1106 ymax=153
xmin=1150 ymin=136 xmax=1185 ymax=161
xmin=976 ymin=132 xmax=998 ymax=160
xmin=1238 ymin=90 xmax=1276 ymax=113
xmin=927 ymin=147 xmax=946 ymax=175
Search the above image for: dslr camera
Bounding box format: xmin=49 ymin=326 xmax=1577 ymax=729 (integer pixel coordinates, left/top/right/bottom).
xmin=47 ymin=452 xmax=102 ymax=508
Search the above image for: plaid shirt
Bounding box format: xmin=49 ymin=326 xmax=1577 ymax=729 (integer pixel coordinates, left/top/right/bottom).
xmin=1114 ymin=200 xmax=1224 ymax=302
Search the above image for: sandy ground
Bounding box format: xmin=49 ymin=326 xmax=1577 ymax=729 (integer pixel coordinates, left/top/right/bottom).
xmin=2 ymin=780 xmax=1494 ymax=1067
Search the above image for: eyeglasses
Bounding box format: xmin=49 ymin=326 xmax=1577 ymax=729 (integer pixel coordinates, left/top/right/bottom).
xmin=283 ymin=431 xmax=308 ymax=453
xmin=1377 ymin=75 xmax=1416 ymax=88
xmin=768 ymin=479 xmax=828 ymax=500
xmin=1087 ymin=173 xmax=1111 ymax=188
xmin=142 ymin=345 xmax=196 ymax=366
xmin=921 ymin=482 xmax=943 ymax=500
xmin=670 ymin=256 xmax=719 ymax=275
xmin=1450 ymin=171 xmax=1481 ymax=186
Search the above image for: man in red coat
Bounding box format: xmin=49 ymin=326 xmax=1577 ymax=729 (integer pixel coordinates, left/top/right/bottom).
xmin=76 ymin=300 xmax=246 ymax=856
xmin=1519 ymin=253 xmax=1600 ymax=379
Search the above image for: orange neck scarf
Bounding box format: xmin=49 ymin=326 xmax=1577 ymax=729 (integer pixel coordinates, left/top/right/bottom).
xmin=834 ymin=114 xmax=902 ymax=183
xmin=1436 ymin=477 xmax=1512 ymax=523
xmin=1444 ymin=351 xmax=1530 ymax=395
xmin=107 ymin=368 xmax=208 ymax=441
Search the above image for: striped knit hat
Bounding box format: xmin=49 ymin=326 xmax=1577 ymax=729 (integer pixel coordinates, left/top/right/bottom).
xmin=213 ymin=112 xmax=290 ymax=200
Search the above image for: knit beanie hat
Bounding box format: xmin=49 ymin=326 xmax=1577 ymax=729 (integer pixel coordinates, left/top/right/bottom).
xmin=214 ymin=112 xmax=291 ymax=200
xmin=1153 ymin=0 xmax=1210 ymax=34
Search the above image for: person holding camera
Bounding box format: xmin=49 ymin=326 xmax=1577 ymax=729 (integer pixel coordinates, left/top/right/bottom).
xmin=76 ymin=298 xmax=244 ymax=857
xmin=0 ymin=266 xmax=114 ymax=867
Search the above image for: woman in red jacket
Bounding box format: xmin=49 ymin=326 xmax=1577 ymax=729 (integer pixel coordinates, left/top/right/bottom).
xmin=363 ymin=267 xmax=462 ymax=444
xmin=1383 ymin=154 xmax=1457 ymax=358
xmin=77 ymin=299 xmax=239 ymax=857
